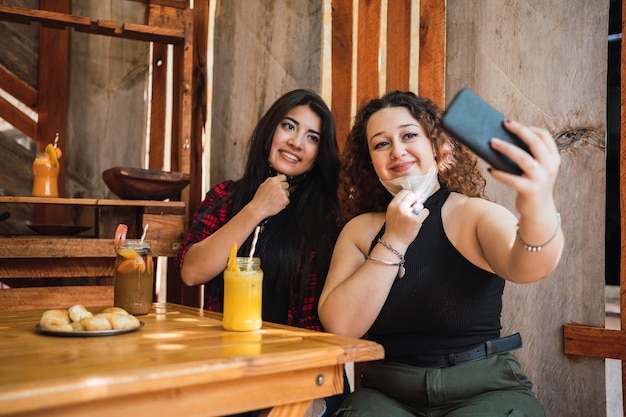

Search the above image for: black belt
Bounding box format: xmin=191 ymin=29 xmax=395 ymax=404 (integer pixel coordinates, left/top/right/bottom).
xmin=407 ymin=333 xmax=523 ymax=368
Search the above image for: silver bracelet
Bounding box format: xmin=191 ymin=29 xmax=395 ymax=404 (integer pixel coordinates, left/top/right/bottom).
xmin=367 ymin=256 xmax=401 ymax=267
xmin=516 ymin=213 xmax=562 ymax=252
xmin=375 ymin=238 xmax=405 ymax=278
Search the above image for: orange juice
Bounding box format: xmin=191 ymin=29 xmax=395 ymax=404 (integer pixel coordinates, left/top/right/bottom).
xmin=31 ymin=152 xmax=59 ymax=197
xmin=222 ymin=257 xmax=263 ymax=331
xmin=114 ymin=240 xmax=154 ymax=315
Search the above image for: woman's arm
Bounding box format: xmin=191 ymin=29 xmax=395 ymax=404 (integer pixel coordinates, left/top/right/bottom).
xmin=453 ymin=119 xmax=564 ymax=283
xmin=180 ymin=175 xmax=291 ymax=286
xmin=319 ymin=200 xmax=429 ymax=338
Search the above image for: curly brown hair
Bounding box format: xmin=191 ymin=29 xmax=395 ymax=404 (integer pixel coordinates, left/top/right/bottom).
xmin=338 ymin=90 xmax=486 ymax=224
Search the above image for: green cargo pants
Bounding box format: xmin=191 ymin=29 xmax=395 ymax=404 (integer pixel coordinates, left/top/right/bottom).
xmin=334 ymin=353 xmax=546 ymax=417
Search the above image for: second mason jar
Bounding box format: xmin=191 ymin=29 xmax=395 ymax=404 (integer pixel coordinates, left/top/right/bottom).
xmin=222 ymin=257 xmax=263 ymax=331
xmin=114 ymin=239 xmax=154 ymax=315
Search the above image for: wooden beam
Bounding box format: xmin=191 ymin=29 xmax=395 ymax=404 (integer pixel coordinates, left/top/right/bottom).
xmin=149 ymin=43 xmax=168 ymax=170
xmin=385 ymin=0 xmax=411 ymax=92
xmin=0 ymin=5 xmax=186 ymax=44
xmin=0 ymin=237 xmax=179 ymax=258
xmin=175 ymin=7 xmax=196 ymax=221
xmin=0 ymin=258 xmax=114 ymax=279
xmin=38 ymin=0 xmax=69 ymax=206
xmin=563 ymin=324 xmax=626 ymax=361
xmin=0 ymin=94 xmax=37 ymax=139
xmin=356 ymin=0 xmax=381 ymax=105
xmin=417 ymin=0 xmax=446 ymax=107
xmin=0 ymin=286 xmax=114 ymax=312
xmin=0 ymin=64 xmax=38 ymax=108
xmin=331 ymin=0 xmax=353 ymax=151
xmin=189 ymin=0 xmax=208 ymax=224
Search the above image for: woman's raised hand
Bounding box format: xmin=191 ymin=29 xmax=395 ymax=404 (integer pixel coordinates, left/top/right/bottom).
xmin=248 ymin=174 xmax=291 ymax=219
xmin=383 ymin=189 xmax=430 ymax=248
xmin=488 ymin=119 xmax=560 ymax=217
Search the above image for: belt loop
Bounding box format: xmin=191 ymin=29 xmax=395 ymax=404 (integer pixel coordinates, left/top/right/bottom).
xmin=448 ymin=353 xmax=456 ymax=366
xmin=486 ymin=340 xmax=493 ymax=356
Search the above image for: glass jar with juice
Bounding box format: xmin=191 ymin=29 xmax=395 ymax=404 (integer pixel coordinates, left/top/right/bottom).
xmin=114 ymin=240 xmax=154 ymax=315
xmin=222 ymin=257 xmax=263 ymax=331
xmin=31 ymin=152 xmax=59 ymax=197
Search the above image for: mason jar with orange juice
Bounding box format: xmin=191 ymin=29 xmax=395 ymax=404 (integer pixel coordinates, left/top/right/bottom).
xmin=222 ymin=254 xmax=263 ymax=332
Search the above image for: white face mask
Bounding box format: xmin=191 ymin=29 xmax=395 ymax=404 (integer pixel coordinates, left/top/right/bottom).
xmin=379 ymin=162 xmax=438 ymax=204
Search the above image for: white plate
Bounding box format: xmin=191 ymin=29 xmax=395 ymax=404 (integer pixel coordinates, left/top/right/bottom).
xmin=35 ymin=322 xmax=144 ymax=337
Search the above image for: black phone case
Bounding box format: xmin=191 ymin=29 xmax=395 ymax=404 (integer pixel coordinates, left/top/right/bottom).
xmin=441 ymin=88 xmax=530 ymax=175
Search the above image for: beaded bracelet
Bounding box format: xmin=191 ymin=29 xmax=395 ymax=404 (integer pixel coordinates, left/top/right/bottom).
xmin=516 ymin=213 xmax=562 ymax=252
xmin=370 ymin=238 xmax=405 ymax=278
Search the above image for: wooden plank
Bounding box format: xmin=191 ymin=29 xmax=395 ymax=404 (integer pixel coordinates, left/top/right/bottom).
xmin=149 ymin=43 xmax=168 ymax=170
xmin=0 ymin=63 xmax=38 ymax=108
xmin=418 ymin=0 xmax=445 ymax=107
xmin=0 ymin=94 xmax=37 ymax=139
xmin=331 ymin=0 xmax=353 ymax=151
xmin=189 ymin=0 xmax=208 ymax=225
xmin=563 ymin=324 xmax=626 ymax=360
xmin=0 ymin=258 xmax=114 ymax=279
xmin=0 ymin=237 xmax=179 ymax=259
xmin=176 ymin=8 xmax=196 ymax=221
xmin=0 ymin=285 xmax=113 ymax=312
xmin=149 ymin=0 xmax=188 ymax=9
xmin=0 ymin=4 xmax=90 ymax=28
xmin=170 ymin=43 xmax=182 ymax=174
xmin=356 ymin=0 xmax=381 ymax=104
xmin=0 ymin=196 xmax=185 ymax=210
xmin=147 ymin=4 xmax=187 ymax=28
xmin=35 ymin=0 xmax=68 ymax=226
xmin=385 ymin=0 xmax=411 ymax=92
xmin=0 ymin=5 xmax=186 ymax=44
xmin=142 ymin=213 xmax=185 ymax=242
xmin=0 ymin=238 xmax=116 ymax=258
xmin=121 ymin=22 xmax=185 ymax=43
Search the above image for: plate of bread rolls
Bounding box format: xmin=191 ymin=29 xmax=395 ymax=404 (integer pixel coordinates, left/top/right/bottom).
xmin=36 ymin=304 xmax=143 ymax=337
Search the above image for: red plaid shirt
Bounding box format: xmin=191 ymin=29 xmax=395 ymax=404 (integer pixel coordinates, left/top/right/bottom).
xmin=177 ymin=181 xmax=324 ymax=331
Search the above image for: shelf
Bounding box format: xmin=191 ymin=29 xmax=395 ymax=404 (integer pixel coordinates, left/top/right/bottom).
xmin=0 ymin=196 xmax=185 ymax=210
xmin=0 ymin=4 xmax=186 ymax=44
xmin=0 ymin=197 xmax=185 ymax=258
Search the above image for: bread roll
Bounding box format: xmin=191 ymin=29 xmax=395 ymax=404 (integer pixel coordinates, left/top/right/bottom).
xmin=80 ymin=314 xmax=112 ymax=331
xmin=40 ymin=309 xmax=73 ymax=331
xmin=68 ymin=304 xmax=93 ymax=322
xmin=101 ymin=307 xmax=130 ymax=315
xmin=71 ymin=321 xmax=85 ymax=331
xmin=104 ymin=312 xmax=140 ymax=330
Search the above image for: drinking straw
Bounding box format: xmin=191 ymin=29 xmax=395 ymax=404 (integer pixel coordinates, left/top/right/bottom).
xmin=249 ymin=225 xmax=261 ymax=258
xmin=140 ymin=224 xmax=149 ymax=242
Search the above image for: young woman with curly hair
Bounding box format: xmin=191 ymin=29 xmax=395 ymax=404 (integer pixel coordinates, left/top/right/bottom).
xmin=319 ymin=90 xmax=563 ymax=417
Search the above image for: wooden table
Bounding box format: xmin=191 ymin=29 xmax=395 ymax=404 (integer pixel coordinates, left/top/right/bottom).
xmin=0 ymin=303 xmax=384 ymax=417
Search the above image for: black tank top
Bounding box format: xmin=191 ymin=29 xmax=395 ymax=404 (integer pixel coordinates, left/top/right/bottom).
xmin=368 ymin=187 xmax=505 ymax=364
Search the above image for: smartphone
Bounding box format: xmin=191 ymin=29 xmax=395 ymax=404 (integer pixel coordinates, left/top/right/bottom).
xmin=441 ymin=88 xmax=531 ymax=175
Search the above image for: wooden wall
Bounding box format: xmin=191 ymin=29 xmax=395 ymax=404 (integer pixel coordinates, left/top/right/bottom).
xmin=209 ymin=0 xmax=324 ymax=186
xmin=446 ymin=1 xmax=608 ymax=415
xmin=65 ymin=1 xmax=150 ymax=201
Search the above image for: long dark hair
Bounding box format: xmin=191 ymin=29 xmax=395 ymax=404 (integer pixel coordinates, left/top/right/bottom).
xmin=339 ymin=90 xmax=485 ymax=224
xmin=230 ymin=89 xmax=340 ymax=308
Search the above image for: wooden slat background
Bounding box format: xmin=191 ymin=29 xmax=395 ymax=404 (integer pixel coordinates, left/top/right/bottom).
xmin=331 ymin=0 xmax=445 ymax=150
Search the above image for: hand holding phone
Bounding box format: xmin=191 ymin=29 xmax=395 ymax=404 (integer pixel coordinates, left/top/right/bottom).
xmin=441 ymin=88 xmax=531 ymax=175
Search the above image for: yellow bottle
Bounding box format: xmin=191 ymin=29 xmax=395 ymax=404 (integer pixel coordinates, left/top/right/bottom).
xmin=222 ymin=257 xmax=263 ymax=331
